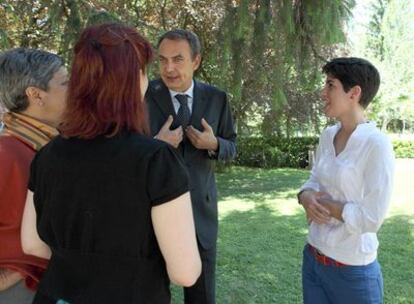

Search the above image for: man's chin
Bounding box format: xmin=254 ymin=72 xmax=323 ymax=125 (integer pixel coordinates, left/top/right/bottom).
xmin=164 ymin=83 xmax=184 ymax=92
xmin=162 ymin=78 xmax=177 ymax=89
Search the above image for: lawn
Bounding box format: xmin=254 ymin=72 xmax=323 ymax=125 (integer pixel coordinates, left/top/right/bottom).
xmin=171 ymin=159 xmax=414 ymax=303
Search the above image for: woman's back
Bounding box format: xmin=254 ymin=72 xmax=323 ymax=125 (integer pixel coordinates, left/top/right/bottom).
xmin=30 ymin=131 xmax=188 ymax=303
xmin=21 ymin=23 xmax=200 ymax=304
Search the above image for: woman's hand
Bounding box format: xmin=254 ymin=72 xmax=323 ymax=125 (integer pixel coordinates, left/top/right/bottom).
xmin=317 ymin=196 xmax=345 ymax=222
xmin=0 ymin=268 xmax=22 ymax=291
xmin=299 ymin=191 xmax=331 ymax=224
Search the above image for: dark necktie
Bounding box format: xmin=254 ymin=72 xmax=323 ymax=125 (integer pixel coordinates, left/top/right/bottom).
xmin=175 ymin=94 xmax=191 ymax=128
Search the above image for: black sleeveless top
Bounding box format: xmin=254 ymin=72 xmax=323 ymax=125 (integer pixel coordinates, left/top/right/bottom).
xmin=28 ymin=131 xmax=188 ymax=304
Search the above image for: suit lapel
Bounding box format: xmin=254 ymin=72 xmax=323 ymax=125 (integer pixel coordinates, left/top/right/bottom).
xmin=151 ymin=80 xmax=176 ymax=119
xmin=190 ymin=81 xmax=209 ymax=130
xmin=151 ymin=79 xmax=209 ymax=131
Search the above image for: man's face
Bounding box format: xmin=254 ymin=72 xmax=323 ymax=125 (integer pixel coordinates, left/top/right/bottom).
xmin=158 ymin=38 xmax=201 ymax=92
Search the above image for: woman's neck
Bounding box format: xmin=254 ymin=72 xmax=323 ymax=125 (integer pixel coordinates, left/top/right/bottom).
xmin=338 ymin=110 xmax=366 ymax=133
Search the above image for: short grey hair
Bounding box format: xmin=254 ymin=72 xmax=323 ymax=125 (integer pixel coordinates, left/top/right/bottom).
xmin=157 ymin=29 xmax=201 ymax=59
xmin=0 ymin=48 xmax=64 ymax=112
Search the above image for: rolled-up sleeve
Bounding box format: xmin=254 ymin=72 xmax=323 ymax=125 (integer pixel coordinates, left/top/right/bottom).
xmin=342 ymin=136 xmax=395 ymax=234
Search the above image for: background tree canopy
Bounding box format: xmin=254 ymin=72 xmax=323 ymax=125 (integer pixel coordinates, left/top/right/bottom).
xmin=362 ymin=0 xmax=414 ymax=133
xmin=1 ymin=0 xmax=412 ymax=137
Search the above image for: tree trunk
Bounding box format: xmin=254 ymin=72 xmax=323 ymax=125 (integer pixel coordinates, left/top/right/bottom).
xmin=381 ymin=117 xmax=389 ymax=132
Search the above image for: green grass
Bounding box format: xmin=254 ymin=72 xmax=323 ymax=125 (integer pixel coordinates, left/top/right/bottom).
xmin=171 ymin=159 xmax=414 ymax=303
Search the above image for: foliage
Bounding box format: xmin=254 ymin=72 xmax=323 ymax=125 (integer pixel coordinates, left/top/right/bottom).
xmin=235 ymin=136 xmax=318 ymax=168
xmin=235 ymin=137 xmax=413 ymax=169
xmin=364 ymin=0 xmax=414 ymax=133
xmin=392 ymin=140 xmax=414 ymax=159
xmin=366 ymin=0 xmax=388 ymax=61
xmin=213 ymin=0 xmax=355 ymax=136
xmin=0 ymin=0 xmax=356 ymax=137
xmin=235 ymin=137 xmax=289 ymax=168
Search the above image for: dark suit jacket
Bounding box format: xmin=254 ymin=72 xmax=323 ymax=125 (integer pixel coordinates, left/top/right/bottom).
xmin=146 ymin=79 xmax=237 ymax=249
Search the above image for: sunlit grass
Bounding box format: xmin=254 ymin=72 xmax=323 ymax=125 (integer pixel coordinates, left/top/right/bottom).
xmin=171 ymin=160 xmax=414 ymax=303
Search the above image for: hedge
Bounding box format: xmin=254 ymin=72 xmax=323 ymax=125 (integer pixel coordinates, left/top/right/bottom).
xmin=234 ymin=137 xmax=413 ymax=169
xmin=235 ymin=137 xmax=318 ymax=168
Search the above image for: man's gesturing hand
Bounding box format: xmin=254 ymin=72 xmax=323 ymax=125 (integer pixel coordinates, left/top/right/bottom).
xmin=186 ymin=118 xmax=218 ymax=151
xmin=155 ymin=115 xmax=183 ymax=148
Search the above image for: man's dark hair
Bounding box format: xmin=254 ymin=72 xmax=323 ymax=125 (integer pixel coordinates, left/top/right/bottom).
xmin=322 ymin=57 xmax=380 ymax=108
xmin=157 ymin=29 xmax=201 ymax=59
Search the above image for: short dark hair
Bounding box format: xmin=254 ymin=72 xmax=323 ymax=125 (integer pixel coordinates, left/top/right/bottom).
xmin=322 ymin=57 xmax=380 ymax=108
xmin=157 ymin=29 xmax=201 ymax=59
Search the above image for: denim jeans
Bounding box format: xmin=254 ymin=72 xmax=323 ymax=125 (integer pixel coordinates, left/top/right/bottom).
xmin=302 ymin=244 xmax=383 ymax=304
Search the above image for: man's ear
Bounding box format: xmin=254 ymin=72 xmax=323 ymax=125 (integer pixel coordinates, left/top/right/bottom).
xmin=350 ymin=85 xmax=362 ymax=103
xmin=192 ymin=54 xmax=201 ymax=71
xmin=26 ymin=87 xmax=45 ymax=106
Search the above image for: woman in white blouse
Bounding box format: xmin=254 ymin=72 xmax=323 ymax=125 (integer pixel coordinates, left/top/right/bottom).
xmin=298 ymin=57 xmax=394 ymax=304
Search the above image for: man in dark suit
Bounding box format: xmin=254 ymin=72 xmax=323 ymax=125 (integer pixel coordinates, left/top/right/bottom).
xmin=146 ymin=29 xmax=236 ymax=304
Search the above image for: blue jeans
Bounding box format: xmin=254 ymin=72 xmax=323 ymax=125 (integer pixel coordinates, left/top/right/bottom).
xmin=302 ymin=244 xmax=383 ymax=304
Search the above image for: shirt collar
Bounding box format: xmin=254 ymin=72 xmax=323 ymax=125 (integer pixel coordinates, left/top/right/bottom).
xmin=332 ymin=121 xmax=377 ymax=143
xmin=168 ymin=80 xmax=194 ymax=99
xmin=335 ymin=121 xmax=376 ymax=132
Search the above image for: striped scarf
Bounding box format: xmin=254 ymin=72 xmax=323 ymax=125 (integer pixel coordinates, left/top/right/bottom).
xmin=1 ymin=112 xmax=58 ymax=151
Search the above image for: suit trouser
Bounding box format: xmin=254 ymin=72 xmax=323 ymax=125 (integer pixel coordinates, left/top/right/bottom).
xmin=184 ymin=242 xmax=216 ymax=304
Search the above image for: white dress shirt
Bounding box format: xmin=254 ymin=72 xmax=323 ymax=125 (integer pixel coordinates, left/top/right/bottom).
xmin=168 ymin=81 xmax=194 ymax=114
xmin=301 ymin=121 xmax=395 ymax=265
xmin=167 ymin=81 xmax=217 ymax=156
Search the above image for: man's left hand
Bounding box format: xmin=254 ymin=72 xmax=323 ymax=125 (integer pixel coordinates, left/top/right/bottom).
xmin=186 ymin=118 xmax=218 ymax=151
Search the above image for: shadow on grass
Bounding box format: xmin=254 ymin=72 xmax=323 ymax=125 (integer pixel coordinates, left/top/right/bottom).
xmin=173 ymin=165 xmax=414 ymax=303
xmin=216 ymin=204 xmax=307 ymax=304
xmin=213 ymin=211 xmax=414 ymax=304
xmin=379 ymin=214 xmax=414 ymax=304
xmin=216 ymin=166 xmax=309 ymax=202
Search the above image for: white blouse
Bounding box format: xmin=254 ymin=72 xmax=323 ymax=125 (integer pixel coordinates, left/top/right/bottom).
xmin=301 ymin=122 xmax=395 ymax=265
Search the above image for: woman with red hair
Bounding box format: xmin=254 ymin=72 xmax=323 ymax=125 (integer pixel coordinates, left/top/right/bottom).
xmin=21 ymin=23 xmax=201 ymax=304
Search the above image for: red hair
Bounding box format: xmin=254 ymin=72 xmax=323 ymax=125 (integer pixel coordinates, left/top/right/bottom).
xmin=60 ymin=23 xmax=153 ymax=138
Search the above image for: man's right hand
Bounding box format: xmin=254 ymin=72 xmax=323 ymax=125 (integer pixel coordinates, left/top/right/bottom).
xmin=155 ymin=115 xmax=183 ymax=148
xmin=299 ymin=190 xmax=331 ymax=225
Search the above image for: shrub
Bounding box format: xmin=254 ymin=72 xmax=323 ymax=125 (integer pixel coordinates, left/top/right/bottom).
xmin=235 ymin=137 xmax=318 ymax=168
xmin=232 ymin=137 xmax=412 ymax=169
xmin=392 ymin=140 xmax=414 ymax=158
